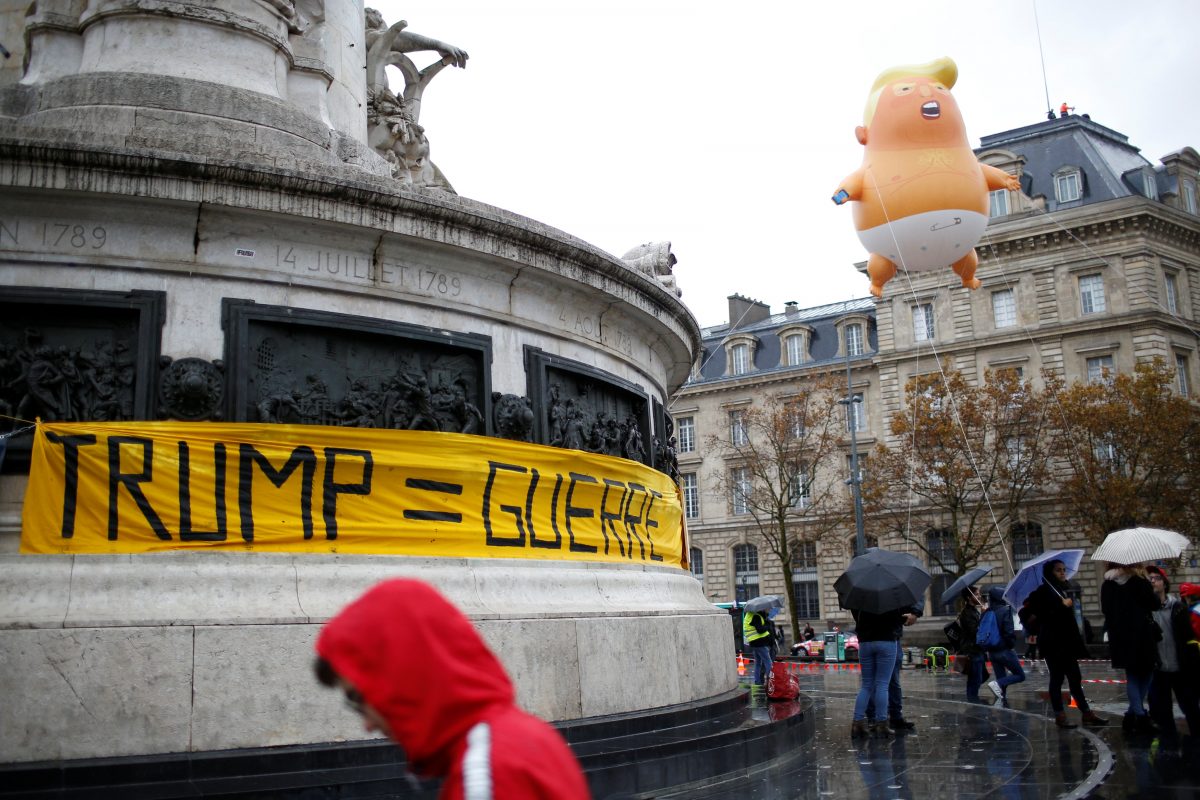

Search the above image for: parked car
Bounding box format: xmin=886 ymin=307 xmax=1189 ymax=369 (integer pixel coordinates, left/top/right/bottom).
xmin=791 ymin=633 xmax=859 ymax=662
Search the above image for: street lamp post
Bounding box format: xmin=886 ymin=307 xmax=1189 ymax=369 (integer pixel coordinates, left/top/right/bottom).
xmin=840 ymin=333 xmax=867 ymax=557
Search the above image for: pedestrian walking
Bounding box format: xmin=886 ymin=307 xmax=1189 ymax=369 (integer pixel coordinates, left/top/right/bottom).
xmin=981 ymin=587 xmax=1025 ymax=704
xmin=850 ymin=607 xmax=906 ymax=739
xmin=314 ymin=579 xmax=591 ymax=799
xmin=1028 ymin=560 xmax=1107 ymax=728
xmin=1145 ymin=566 xmax=1200 ymax=740
xmin=1100 ymin=563 xmax=1160 ymax=733
xmin=953 ymin=587 xmax=986 ymax=702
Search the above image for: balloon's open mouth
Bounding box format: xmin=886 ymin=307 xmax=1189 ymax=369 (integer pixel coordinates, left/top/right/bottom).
xmin=922 ymin=101 xmax=941 ymax=119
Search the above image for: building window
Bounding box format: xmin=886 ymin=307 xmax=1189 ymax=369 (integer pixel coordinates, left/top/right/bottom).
xmin=791 ymin=539 xmax=818 ymax=570
xmin=677 ymin=416 xmax=695 ymax=453
xmin=785 ymin=402 xmax=805 ymax=440
xmin=790 ymin=462 xmax=811 ymax=508
xmin=1177 ymin=353 xmax=1190 ymax=397
xmin=1142 ymin=170 xmax=1159 ymax=200
xmin=846 ymin=534 xmax=878 ymax=561
xmin=682 ymin=472 xmax=700 ymax=519
xmin=1079 ymin=274 xmax=1106 ymax=315
xmin=1183 ymin=180 xmax=1198 ymax=215
xmin=926 ymin=527 xmax=958 ymax=609
xmin=1094 ymin=436 xmax=1118 ymax=467
xmin=912 ymin=303 xmax=935 ymax=342
xmin=731 ymin=467 xmax=752 ymax=515
xmin=786 ymin=333 xmax=806 ymax=366
xmin=690 ymin=546 xmax=704 ymax=581
xmin=729 ymin=409 xmax=748 ymax=445
xmin=1010 ymin=522 xmax=1044 ymax=565
xmin=992 ymin=289 xmax=1016 ymax=328
xmin=1086 ymin=354 xmax=1114 ymax=384
xmin=731 ymin=343 xmax=750 ymax=375
xmin=989 ymin=189 xmax=1009 ymax=218
xmin=792 ymin=580 xmax=820 ymax=621
xmin=845 ymin=323 xmax=864 ymax=356
xmin=1004 ymin=437 xmax=1026 ymax=474
xmin=1164 ymin=272 xmax=1179 ymax=315
xmin=787 ymin=540 xmax=819 ymax=620
xmin=1056 ymin=170 xmax=1081 ymax=203
xmin=845 ymin=394 xmax=866 ymax=432
xmin=733 ymin=543 xmax=759 ymax=601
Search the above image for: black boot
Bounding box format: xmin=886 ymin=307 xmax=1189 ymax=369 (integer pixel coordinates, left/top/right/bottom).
xmin=889 ymin=716 xmax=916 ymax=731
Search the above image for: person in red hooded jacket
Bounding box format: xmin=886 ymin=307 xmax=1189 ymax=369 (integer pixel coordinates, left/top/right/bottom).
xmin=315 ymin=578 xmax=591 ymax=799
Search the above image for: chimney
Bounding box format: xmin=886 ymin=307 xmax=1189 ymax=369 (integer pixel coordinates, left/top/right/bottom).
xmin=785 ymin=301 xmax=799 ymax=317
xmin=727 ymin=294 xmax=771 ymax=329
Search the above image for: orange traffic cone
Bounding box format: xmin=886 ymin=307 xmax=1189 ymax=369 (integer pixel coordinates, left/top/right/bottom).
xmin=736 ymin=653 xmax=748 ymax=676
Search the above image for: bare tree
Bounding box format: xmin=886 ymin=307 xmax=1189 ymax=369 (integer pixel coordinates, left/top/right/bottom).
xmin=862 ymin=367 xmax=1055 ymax=590
xmin=706 ymin=374 xmax=850 ymax=644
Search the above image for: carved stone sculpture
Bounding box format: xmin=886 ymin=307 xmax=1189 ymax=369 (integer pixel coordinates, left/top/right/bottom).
xmin=621 ymin=241 xmax=682 ymax=297
xmin=493 ymin=393 xmax=534 ymax=442
xmin=364 ymin=8 xmax=467 ymax=191
xmin=158 ymin=357 xmax=225 ymax=421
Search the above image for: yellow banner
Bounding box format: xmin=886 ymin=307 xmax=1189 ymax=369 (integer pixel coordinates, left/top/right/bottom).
xmin=21 ymin=422 xmax=684 ymax=567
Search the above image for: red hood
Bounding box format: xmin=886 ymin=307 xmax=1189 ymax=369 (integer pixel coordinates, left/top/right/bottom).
xmin=315 ymin=579 xmax=515 ymax=776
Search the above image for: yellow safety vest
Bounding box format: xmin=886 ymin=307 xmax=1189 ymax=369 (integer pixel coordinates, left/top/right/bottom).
xmin=743 ymin=611 xmax=770 ymax=645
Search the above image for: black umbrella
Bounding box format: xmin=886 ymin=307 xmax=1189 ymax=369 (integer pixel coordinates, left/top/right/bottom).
xmin=938 ymin=566 xmax=994 ymax=607
xmin=834 ymin=548 xmax=932 ymax=614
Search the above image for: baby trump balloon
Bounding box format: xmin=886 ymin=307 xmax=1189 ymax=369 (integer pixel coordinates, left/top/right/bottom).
xmin=832 ymin=57 xmax=1020 ymax=297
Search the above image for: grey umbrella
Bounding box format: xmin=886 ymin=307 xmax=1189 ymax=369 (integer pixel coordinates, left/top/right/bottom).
xmin=938 ymin=566 xmax=994 ymax=607
xmin=742 ymin=595 xmax=784 ymax=613
xmin=834 ymin=548 xmax=932 ymax=615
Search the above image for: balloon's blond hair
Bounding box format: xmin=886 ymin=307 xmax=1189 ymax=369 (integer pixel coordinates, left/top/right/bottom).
xmin=862 ymin=57 xmax=958 ymax=127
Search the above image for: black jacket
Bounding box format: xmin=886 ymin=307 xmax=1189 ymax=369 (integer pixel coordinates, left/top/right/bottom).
xmin=1028 ymin=580 xmax=1088 ymax=660
xmin=851 ymin=608 xmax=907 ymax=642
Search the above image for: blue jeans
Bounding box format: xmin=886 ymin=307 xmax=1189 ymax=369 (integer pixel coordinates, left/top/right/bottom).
xmin=966 ymin=653 xmax=985 ymax=700
xmin=865 ymin=641 xmax=903 ymax=720
xmin=751 ymin=644 xmax=772 ymax=686
xmin=853 ymin=640 xmax=897 ymax=722
xmin=1125 ymin=669 xmax=1152 ymax=715
xmin=989 ymin=649 xmax=1026 ymax=695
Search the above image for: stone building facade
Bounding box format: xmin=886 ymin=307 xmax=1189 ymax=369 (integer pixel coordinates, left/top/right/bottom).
xmin=676 ymin=114 xmax=1200 ymax=639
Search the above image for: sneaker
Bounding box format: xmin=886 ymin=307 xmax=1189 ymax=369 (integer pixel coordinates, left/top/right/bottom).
xmin=987 ymin=680 xmax=1003 ymax=699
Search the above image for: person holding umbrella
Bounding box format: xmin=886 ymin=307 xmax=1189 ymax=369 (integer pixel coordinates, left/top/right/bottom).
xmin=741 ymin=595 xmax=781 ymax=691
xmin=1028 ymin=560 xmax=1108 ymax=728
xmin=1100 ymin=562 xmax=1160 ymax=733
xmin=834 ymin=548 xmax=931 ymax=739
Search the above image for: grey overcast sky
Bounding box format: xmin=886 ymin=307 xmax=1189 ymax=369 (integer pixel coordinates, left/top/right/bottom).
xmin=373 ymin=0 xmax=1200 ymax=328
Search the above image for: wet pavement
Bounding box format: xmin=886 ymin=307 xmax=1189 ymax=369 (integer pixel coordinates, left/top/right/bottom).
xmin=650 ymin=660 xmax=1198 ymax=799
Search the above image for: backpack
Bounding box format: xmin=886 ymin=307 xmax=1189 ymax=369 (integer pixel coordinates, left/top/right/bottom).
xmin=976 ymin=609 xmax=1002 ymax=649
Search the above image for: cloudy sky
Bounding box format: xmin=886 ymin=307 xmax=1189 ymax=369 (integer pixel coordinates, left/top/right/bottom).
xmin=372 ymin=0 xmax=1200 ymax=328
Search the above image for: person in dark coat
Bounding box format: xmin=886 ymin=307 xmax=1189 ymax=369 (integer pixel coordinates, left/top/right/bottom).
xmin=1100 ymin=563 xmax=1160 ymax=733
xmin=1028 ymin=560 xmax=1108 ymax=728
xmin=1146 ymin=566 xmax=1200 ymax=741
xmin=953 ymin=587 xmax=986 ymax=702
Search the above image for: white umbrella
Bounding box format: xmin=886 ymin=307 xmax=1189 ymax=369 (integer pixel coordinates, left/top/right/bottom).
xmin=1003 ymin=549 xmax=1084 ymax=608
xmin=1090 ymin=527 xmax=1189 ymax=565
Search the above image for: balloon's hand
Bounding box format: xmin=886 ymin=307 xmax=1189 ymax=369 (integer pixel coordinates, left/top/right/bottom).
xmin=1003 ymin=175 xmax=1020 ymax=191
xmin=832 ymin=189 xmax=850 ymax=205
